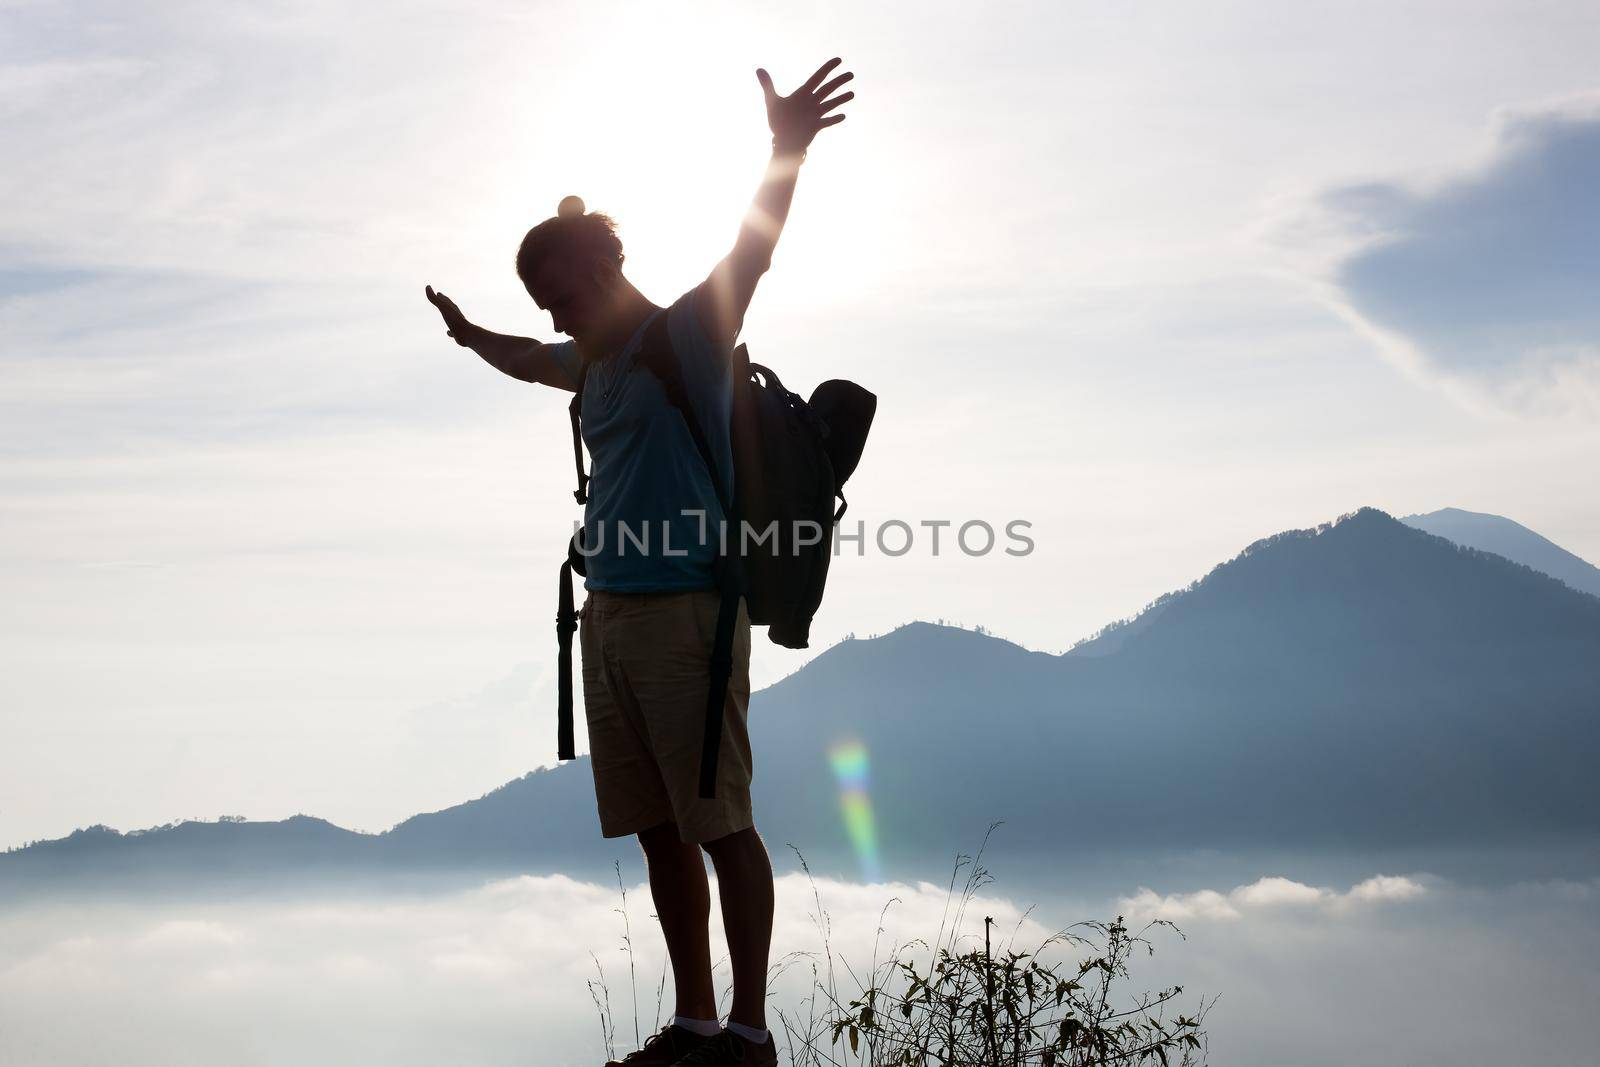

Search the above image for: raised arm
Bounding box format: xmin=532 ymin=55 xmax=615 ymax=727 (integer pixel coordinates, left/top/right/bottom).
xmin=696 ymin=57 xmax=855 ymax=348
xmin=424 ymin=285 xmax=576 ymax=391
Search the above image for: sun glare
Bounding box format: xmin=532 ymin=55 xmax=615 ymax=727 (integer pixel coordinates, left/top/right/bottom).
xmin=483 ymin=12 xmax=883 ymax=319
xmin=488 ymin=16 xmax=753 ymax=294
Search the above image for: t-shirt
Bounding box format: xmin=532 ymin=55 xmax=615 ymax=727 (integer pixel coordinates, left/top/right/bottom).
xmin=546 ymin=285 xmax=735 ymax=592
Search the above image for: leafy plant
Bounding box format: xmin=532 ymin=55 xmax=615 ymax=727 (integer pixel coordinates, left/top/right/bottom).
xmin=774 ymin=825 xmax=1211 ymax=1066
xmin=592 ymin=824 xmax=1213 ymax=1066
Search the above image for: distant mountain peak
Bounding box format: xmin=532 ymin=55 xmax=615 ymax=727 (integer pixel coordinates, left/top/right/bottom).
xmin=867 ymin=619 xmax=1017 ymax=646
xmin=1074 ymin=505 xmax=1600 ymax=662
xmin=1067 ymin=512 xmax=1408 ymax=659
xmin=1419 ymin=506 xmax=1489 ymax=519
xmin=762 ymin=618 xmax=1046 ymax=698
xmin=1239 ymin=504 xmax=1395 ymax=548
xmin=1402 ymin=507 xmax=1600 ymax=599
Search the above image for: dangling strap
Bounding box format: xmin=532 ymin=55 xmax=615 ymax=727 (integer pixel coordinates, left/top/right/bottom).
xmin=559 ymin=365 xmax=588 ymax=759
xmin=556 ymin=558 xmax=579 ymax=761
xmin=697 ymin=574 xmax=743 ymax=799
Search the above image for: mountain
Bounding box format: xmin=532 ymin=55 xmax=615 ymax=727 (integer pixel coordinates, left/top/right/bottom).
xmin=1402 ymin=507 xmax=1600 ymax=598
xmin=6 ymin=507 xmax=1599 ymax=893
xmin=744 ymin=507 xmax=1600 ymax=864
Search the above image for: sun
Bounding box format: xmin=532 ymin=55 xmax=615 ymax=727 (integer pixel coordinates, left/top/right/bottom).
xmin=479 ymin=17 xmax=882 ymax=345
xmin=487 ymin=18 xmax=757 ymax=291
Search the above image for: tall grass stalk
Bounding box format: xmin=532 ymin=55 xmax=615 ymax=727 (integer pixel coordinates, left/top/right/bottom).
xmin=592 ymin=826 xmax=1212 ymax=1065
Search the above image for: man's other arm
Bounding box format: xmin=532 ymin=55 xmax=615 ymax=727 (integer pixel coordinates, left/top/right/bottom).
xmin=696 ymin=146 xmax=805 ymax=349
xmin=425 ymin=285 xmax=577 ymax=390
xmin=695 ymin=58 xmax=854 ymax=349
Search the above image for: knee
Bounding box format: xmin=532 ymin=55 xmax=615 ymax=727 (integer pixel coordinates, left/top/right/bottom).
xmin=700 ymin=825 xmax=762 ymax=863
xmin=638 ymin=821 xmax=695 ymax=861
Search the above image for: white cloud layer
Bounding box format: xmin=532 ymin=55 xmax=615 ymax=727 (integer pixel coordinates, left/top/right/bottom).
xmin=2 ymin=870 xmax=1598 ymax=1067
xmin=1120 ymin=873 xmax=1429 ymax=922
xmin=0 ymin=871 xmax=1049 ymax=1066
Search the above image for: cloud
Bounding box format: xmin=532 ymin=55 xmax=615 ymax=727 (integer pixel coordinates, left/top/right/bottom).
xmin=0 ymin=871 xmax=1051 ymax=1065
xmin=133 ymin=918 xmax=246 ymax=950
xmin=1119 ymin=873 xmax=1428 ymax=922
xmin=4 ymin=869 xmax=1599 ymax=1067
xmin=1300 ymin=95 xmax=1600 ymax=410
xmin=1232 ymin=875 xmax=1328 ymax=908
xmin=1345 ymin=873 xmax=1429 ymax=904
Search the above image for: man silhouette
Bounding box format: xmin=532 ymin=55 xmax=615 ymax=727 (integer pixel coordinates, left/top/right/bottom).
xmin=425 ymin=58 xmax=854 ymax=1067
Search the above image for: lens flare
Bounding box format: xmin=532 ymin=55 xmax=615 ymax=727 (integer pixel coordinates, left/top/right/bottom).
xmin=828 ymin=738 xmax=881 ymax=882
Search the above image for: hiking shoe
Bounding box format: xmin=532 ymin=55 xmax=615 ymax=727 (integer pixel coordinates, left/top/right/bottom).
xmin=605 ymin=1023 xmax=716 ymax=1066
xmin=671 ymin=1027 xmax=778 ymax=1066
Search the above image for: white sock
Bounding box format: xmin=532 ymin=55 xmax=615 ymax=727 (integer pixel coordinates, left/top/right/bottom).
xmin=727 ymin=1020 xmax=770 ymax=1045
xmin=670 ymin=1015 xmax=721 ymax=1037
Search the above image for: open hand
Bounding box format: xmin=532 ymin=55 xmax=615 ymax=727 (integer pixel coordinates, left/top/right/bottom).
xmin=757 ymin=57 xmax=854 ymax=154
xmin=425 ymin=285 xmax=475 ymax=347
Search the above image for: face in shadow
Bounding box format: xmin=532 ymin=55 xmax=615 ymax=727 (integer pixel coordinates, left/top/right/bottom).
xmin=528 ymin=253 xmax=619 ymax=343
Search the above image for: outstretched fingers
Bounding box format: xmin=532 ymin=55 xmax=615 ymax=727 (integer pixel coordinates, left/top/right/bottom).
xmin=426 ymin=285 xmax=459 ymax=313
xmin=425 ymin=285 xmax=468 ymax=342
xmin=814 ymin=71 xmax=853 ymax=101
xmin=758 ymin=57 xmax=853 ymax=149
xmin=799 ymin=57 xmax=842 ymax=95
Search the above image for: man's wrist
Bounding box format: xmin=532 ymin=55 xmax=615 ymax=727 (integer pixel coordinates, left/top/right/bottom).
xmin=771 ymin=138 xmax=808 ymax=162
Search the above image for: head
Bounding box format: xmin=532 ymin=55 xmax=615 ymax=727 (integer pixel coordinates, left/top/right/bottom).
xmin=515 ymin=195 xmax=625 ymax=341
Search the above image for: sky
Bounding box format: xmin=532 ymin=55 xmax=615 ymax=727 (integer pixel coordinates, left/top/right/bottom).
xmin=4 ymin=0 xmax=1600 ymax=847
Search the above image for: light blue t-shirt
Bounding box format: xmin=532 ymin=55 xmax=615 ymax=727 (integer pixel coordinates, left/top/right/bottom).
xmin=547 ymin=285 xmax=735 ymax=592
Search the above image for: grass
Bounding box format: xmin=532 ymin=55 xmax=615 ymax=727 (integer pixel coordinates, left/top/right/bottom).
xmin=589 ymin=824 xmax=1212 ymax=1066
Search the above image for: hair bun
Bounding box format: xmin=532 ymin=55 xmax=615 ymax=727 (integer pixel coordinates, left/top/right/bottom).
xmin=557 ymin=195 xmax=586 ymax=219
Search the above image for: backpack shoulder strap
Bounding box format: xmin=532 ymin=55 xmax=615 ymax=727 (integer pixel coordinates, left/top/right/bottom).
xmin=635 ymin=313 xmax=735 ymax=520
xmin=633 ymin=308 xmax=743 ymax=801
xmin=568 ymin=362 xmax=590 ymax=504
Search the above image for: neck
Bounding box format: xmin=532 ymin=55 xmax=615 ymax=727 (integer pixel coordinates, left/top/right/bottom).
xmin=580 ymin=280 xmax=658 ymax=362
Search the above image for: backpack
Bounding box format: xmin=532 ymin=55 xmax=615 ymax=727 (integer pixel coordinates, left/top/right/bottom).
xmin=554 ymin=310 xmax=877 ymax=798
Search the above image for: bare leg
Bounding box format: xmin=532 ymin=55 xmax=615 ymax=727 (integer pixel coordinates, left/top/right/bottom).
xmin=637 ymin=821 xmax=718 ymax=1020
xmin=701 ymin=825 xmax=775 ymax=1031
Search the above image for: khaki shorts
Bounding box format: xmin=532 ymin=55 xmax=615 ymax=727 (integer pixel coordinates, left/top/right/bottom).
xmin=579 ymin=588 xmax=754 ymax=844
